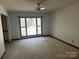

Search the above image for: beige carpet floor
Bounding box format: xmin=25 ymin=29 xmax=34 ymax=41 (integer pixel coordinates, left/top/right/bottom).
xmin=3 ymin=37 xmax=79 ymax=59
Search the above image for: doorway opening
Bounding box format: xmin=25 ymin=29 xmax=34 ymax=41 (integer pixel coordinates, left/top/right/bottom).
xmin=19 ymin=17 xmax=42 ymax=38
xmin=1 ymin=14 xmax=9 ymax=44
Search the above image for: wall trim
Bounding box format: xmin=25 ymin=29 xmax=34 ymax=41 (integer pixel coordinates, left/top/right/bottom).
xmin=50 ymin=35 xmax=79 ymax=49
xmin=12 ymin=35 xmax=51 ymax=40
xmin=0 ymin=51 xmax=6 ymax=59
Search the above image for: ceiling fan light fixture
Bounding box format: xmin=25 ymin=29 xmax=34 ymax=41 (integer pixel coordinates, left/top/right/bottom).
xmin=40 ymin=7 xmax=45 ymax=10
xmin=35 ymin=3 xmax=42 ymax=7
xmin=36 ymin=7 xmax=45 ymax=11
xmin=35 ymin=3 xmax=45 ymax=11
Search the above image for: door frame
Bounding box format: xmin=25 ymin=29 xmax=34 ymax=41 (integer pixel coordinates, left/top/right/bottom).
xmin=19 ymin=17 xmax=43 ymax=38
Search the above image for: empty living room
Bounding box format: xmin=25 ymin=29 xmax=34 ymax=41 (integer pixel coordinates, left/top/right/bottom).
xmin=0 ymin=0 xmax=79 ymax=59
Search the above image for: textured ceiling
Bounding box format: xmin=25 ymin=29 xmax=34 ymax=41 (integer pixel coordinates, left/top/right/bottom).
xmin=0 ymin=0 xmax=79 ymax=12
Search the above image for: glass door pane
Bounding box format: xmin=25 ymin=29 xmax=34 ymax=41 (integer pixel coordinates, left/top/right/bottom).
xmin=37 ymin=27 xmax=41 ymax=34
xmin=37 ymin=18 xmax=41 ymax=26
xmin=26 ymin=18 xmax=36 ymax=35
xmin=20 ymin=18 xmax=26 ymax=37
xmin=20 ymin=18 xmax=25 ymax=27
xmin=37 ymin=18 xmax=42 ymax=34
xmin=21 ymin=27 xmax=26 ymax=36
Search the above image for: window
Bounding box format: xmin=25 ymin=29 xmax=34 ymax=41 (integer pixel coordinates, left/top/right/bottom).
xmin=37 ymin=18 xmax=42 ymax=34
xmin=19 ymin=17 xmax=42 ymax=37
xmin=20 ymin=18 xmax=26 ymax=36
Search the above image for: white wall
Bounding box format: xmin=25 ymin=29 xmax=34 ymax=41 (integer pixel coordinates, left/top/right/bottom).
xmin=8 ymin=12 xmax=51 ymax=39
xmin=51 ymin=3 xmax=79 ymax=47
xmin=0 ymin=6 xmax=7 ymax=58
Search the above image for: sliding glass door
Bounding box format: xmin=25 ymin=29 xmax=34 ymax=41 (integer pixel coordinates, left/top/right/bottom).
xmin=19 ymin=17 xmax=42 ymax=37
xmin=26 ymin=18 xmax=37 ymax=35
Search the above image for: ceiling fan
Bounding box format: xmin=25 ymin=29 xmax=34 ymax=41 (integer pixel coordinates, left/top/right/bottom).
xmin=35 ymin=2 xmax=45 ymax=11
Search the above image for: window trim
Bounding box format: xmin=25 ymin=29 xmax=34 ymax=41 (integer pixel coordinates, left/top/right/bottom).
xmin=19 ymin=17 xmax=43 ymax=38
